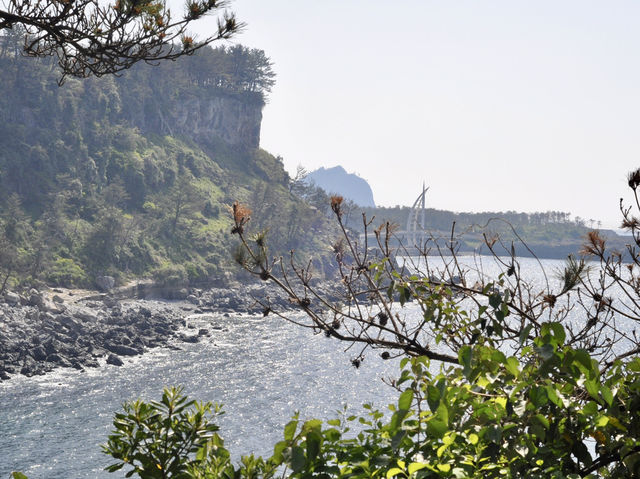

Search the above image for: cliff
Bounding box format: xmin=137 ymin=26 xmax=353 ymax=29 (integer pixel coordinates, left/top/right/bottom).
xmin=169 ymin=95 xmax=262 ymax=148
xmin=0 ymin=43 xmax=339 ymax=290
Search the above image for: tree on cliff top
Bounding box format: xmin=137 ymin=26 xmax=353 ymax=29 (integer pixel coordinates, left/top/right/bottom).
xmin=0 ymin=0 xmax=240 ymax=83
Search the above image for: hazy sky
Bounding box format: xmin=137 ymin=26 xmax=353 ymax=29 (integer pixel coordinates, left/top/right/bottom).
xmin=183 ymin=1 xmax=640 ymax=228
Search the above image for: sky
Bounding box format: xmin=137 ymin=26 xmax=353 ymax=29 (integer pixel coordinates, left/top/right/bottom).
xmin=181 ymin=1 xmax=640 ymax=228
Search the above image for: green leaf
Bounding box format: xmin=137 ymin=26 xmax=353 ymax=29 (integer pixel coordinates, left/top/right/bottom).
xmin=489 ymin=293 xmax=501 ymax=309
xmin=485 ymin=425 xmax=502 ymax=443
xmin=529 ymin=386 xmax=549 ymax=407
xmin=273 ymin=440 xmax=287 ymax=462
xmin=519 ymin=324 xmax=533 ymax=345
xmin=442 ymin=432 xmax=456 ymax=446
xmin=306 ymin=430 xmax=322 ymax=462
xmin=387 ymin=467 xmax=404 ymax=478
xmin=582 ymin=401 xmax=598 ymax=416
xmin=533 ymin=413 xmax=550 ymax=429
xmin=573 ymin=349 xmax=593 ymax=372
xmin=398 ymin=389 xmax=414 ymax=411
xmin=408 ymin=462 xmax=428 ymax=475
xmin=545 ymin=385 xmax=561 ymax=407
xmin=391 ymin=430 xmax=407 ymax=451
xmin=436 ymin=444 xmax=448 ymax=458
xmin=427 ymin=419 xmax=448 ymax=439
xmin=11 ymin=473 xmax=29 ymax=479
xmin=585 ymin=379 xmax=600 ymax=402
xmin=548 ymin=322 xmax=566 ymax=345
xmin=536 ymin=343 xmax=555 ymax=361
xmin=426 ymin=385 xmax=441 ymax=412
xmin=284 ymin=419 xmax=298 ymax=441
xmin=290 ymin=446 xmax=306 ymax=472
xmin=600 ymin=386 xmax=613 ymax=406
xmin=505 ymin=357 xmax=520 ymax=377
xmin=458 ymin=346 xmax=472 ymax=377
xmin=303 ymin=419 xmax=323 ymax=432
xmin=572 ymin=441 xmax=592 ymax=466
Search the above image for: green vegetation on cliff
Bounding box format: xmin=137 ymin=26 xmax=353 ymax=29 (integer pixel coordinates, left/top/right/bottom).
xmin=0 ymin=42 xmax=335 ymax=290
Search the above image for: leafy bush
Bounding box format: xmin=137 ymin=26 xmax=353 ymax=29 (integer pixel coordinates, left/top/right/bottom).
xmin=45 ymin=257 xmax=88 ymax=287
xmin=184 ymin=261 xmax=209 ymax=284
xmin=152 ymin=263 xmax=188 ymax=287
xmin=102 ymin=386 xmax=223 ymax=478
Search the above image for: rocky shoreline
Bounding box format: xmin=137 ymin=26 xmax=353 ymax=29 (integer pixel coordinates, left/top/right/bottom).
xmin=0 ymin=280 xmax=341 ymax=381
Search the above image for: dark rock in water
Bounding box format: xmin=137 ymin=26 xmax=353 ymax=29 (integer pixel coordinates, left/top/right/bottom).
xmin=85 ymin=359 xmax=100 ymax=368
xmin=46 ymin=354 xmax=72 ymax=367
xmin=21 ymin=357 xmax=37 ymax=377
xmin=198 ymin=328 xmax=209 ymax=336
xmin=105 ymin=343 xmax=141 ymax=356
xmin=31 ymin=346 xmax=47 ymax=361
xmin=71 ymin=361 xmax=84 ymax=371
xmin=106 ymin=354 xmax=123 ymax=366
xmin=179 ymin=333 xmax=199 ymax=343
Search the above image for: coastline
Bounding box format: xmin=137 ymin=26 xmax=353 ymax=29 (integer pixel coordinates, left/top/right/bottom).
xmin=0 ymin=280 xmax=338 ymax=382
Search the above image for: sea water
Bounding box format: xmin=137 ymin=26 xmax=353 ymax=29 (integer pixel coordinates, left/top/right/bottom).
xmin=1 ymin=257 xmax=635 ymax=478
xmin=0 ymin=312 xmax=401 ymax=478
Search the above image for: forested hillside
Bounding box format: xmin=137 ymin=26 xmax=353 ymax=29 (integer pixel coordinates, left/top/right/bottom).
xmin=0 ymin=41 xmax=337 ymax=290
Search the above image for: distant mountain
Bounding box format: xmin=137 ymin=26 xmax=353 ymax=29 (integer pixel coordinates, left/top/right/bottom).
xmin=306 ymin=166 xmax=376 ymax=208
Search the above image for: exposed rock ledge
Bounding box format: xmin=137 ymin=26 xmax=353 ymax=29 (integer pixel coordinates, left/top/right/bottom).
xmin=0 ymin=280 xmax=341 ymax=381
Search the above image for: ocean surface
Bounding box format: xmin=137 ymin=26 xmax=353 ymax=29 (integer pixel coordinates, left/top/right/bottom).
xmin=0 ymin=257 xmax=635 ymax=478
xmin=0 ymin=311 xmax=402 ymax=478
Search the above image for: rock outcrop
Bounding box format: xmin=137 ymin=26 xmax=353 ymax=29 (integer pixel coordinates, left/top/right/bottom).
xmin=307 ymin=166 xmax=376 ymax=208
xmin=171 ymin=95 xmax=263 ymax=149
xmin=0 ymin=280 xmax=343 ymax=381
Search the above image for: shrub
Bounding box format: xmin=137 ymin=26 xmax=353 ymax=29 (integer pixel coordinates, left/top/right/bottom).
xmin=152 ymin=263 xmax=188 ymax=287
xmin=45 ymin=257 xmax=88 ymax=287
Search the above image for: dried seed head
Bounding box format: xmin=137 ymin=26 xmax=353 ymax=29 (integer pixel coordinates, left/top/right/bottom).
xmin=232 ymin=201 xmax=251 ymax=224
xmin=628 ymin=168 xmax=640 ymax=190
xmin=543 ymin=294 xmax=557 ymax=308
xmin=581 ymin=230 xmax=606 ymax=256
xmin=330 ymin=195 xmax=344 ymax=216
xmin=621 ymin=217 xmax=640 ymax=230
xmin=299 ymin=297 xmax=311 ymax=308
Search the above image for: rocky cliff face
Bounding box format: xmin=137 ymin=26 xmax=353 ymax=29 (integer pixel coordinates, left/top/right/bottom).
xmin=169 ymin=95 xmax=263 ymax=149
xmin=125 ymin=93 xmax=263 ymax=149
